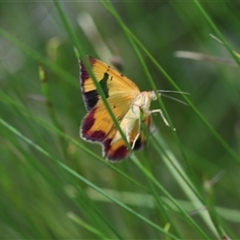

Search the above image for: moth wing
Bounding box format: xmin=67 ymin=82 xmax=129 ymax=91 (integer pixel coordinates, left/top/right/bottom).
xmin=81 ymin=94 xmax=136 ymax=142
xmin=103 ymin=115 xmax=152 ymax=161
xmin=80 ymin=56 xmax=140 ymax=111
xmin=79 ymin=56 xmax=150 ymax=161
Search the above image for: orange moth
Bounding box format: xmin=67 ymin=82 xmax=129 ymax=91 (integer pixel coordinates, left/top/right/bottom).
xmin=79 ymin=56 xmax=171 ymax=161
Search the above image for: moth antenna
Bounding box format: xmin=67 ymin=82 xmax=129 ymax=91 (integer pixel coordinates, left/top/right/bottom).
xmin=160 ymin=93 xmax=188 ymax=106
xmin=157 ymin=90 xmax=190 ymax=95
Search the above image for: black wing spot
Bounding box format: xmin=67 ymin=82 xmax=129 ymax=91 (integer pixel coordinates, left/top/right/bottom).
xmin=84 ymin=90 xmax=99 ymax=110
xmin=83 ymin=72 xmax=109 ymax=110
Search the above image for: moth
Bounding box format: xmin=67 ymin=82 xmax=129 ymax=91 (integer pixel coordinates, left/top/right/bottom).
xmin=79 ymin=56 xmax=171 ymax=161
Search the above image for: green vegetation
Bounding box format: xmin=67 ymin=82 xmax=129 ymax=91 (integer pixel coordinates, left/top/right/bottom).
xmin=1 ymin=1 xmax=240 ymax=239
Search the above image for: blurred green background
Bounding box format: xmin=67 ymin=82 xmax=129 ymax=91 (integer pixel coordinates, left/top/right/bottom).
xmin=1 ymin=1 xmax=240 ymax=239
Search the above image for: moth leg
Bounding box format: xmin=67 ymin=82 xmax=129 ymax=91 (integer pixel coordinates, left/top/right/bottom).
xmin=123 ymin=111 xmax=141 ymax=150
xmin=131 ymin=108 xmax=143 ymax=150
xmin=124 ymin=122 xmax=131 ymax=143
xmin=124 ymin=112 xmax=138 ymax=142
xmin=131 ymin=123 xmax=140 ymax=149
xmin=150 ymin=109 xmax=170 ymax=127
xmin=132 ymin=134 xmax=140 ymax=149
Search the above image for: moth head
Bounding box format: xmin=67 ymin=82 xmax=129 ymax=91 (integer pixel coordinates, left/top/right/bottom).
xmin=149 ymin=91 xmax=158 ymax=101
